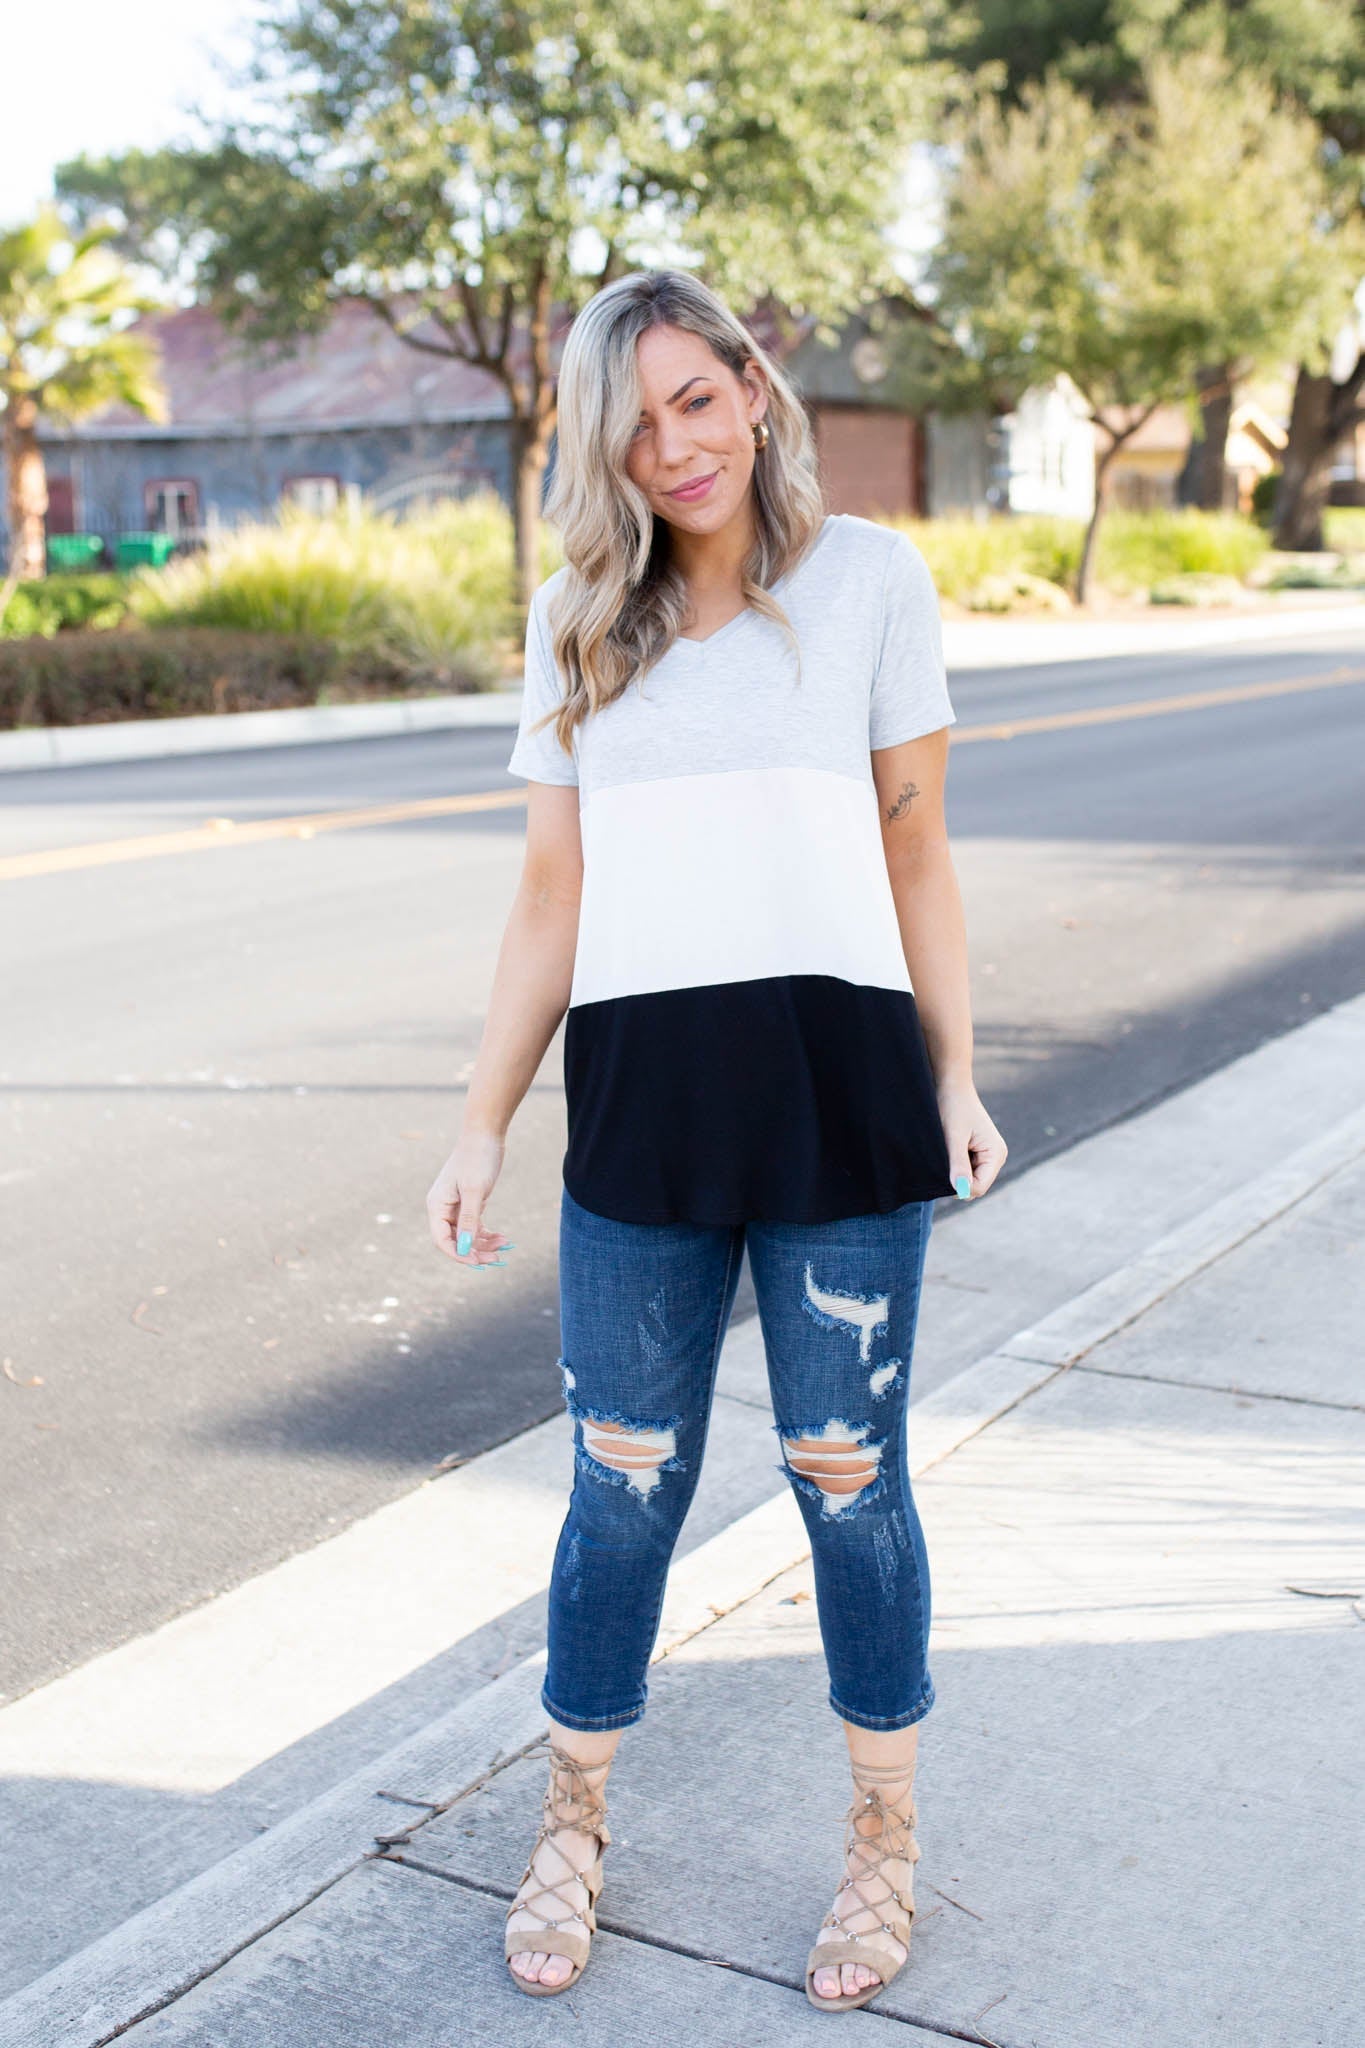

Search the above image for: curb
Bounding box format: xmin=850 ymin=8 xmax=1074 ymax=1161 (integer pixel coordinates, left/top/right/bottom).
xmin=0 ymin=688 xmax=527 ymax=774
xmin=6 ymin=1099 xmax=1363 ymax=2047
xmin=4 ymin=598 xmax=1363 ymax=775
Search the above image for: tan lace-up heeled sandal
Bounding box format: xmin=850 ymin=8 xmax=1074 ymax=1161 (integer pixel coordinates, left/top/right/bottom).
xmin=805 ymin=1755 xmax=921 ymax=2013
xmin=504 ymin=1738 xmax=613 ymax=1996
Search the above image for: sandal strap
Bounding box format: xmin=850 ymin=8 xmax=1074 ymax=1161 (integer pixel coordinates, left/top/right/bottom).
xmin=505 ymin=1923 xmax=592 ymax=1970
xmin=816 ymin=1757 xmax=920 ymax=1958
xmin=807 ymin=1931 xmax=908 ymax=1986
xmin=505 ymin=1740 xmax=612 ymax=1948
xmin=526 ymin=1737 xmax=613 ymax=1838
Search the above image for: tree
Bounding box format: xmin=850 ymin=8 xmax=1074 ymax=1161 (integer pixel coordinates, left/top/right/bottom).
xmin=933 ymin=0 xmax=1365 ymax=539
xmin=0 ymin=207 xmax=166 ymax=610
xmin=59 ymin=0 xmax=951 ymax=610
xmin=915 ymin=44 xmax=1361 ymax=600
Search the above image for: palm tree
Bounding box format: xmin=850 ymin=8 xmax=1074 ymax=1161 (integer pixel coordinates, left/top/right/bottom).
xmin=1 ymin=205 xmax=167 ymax=615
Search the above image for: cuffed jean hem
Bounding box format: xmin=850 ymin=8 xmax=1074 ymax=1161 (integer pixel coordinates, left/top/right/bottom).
xmin=829 ymin=1678 xmax=936 ymax=1733
xmin=541 ymin=1686 xmax=648 ymax=1733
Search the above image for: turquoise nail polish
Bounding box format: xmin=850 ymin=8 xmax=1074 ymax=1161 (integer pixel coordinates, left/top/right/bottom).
xmin=457 ymin=1230 xmax=473 ymax=1255
xmin=954 ymin=1175 xmax=971 ymax=1200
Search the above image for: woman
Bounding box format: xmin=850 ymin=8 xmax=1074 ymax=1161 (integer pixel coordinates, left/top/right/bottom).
xmin=427 ymin=267 xmax=1006 ymax=2013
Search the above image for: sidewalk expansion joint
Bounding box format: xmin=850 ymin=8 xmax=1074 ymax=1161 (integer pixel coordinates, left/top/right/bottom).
xmin=1073 ymin=1360 xmax=1365 ymax=1413
xmin=79 ymin=1865 xmax=362 ymax=2048
xmin=368 ymin=1728 xmax=553 ymax=1851
xmin=384 ymin=1852 xmax=990 ymax=2041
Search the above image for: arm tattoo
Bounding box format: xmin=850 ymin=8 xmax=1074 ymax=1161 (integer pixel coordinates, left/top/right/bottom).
xmin=884 ymin=779 xmax=920 ymax=824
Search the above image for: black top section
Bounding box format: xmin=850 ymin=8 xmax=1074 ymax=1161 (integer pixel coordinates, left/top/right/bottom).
xmin=562 ymin=974 xmax=955 ymax=1226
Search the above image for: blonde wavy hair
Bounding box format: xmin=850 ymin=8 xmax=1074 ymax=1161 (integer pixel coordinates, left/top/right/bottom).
xmin=531 ymin=268 xmax=827 ymax=759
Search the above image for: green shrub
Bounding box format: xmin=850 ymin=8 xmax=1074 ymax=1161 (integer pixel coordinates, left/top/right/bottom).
xmin=1 ymin=573 xmax=132 ymax=639
xmin=1148 ymin=572 xmax=1252 ymax=605
xmin=1323 ymin=507 xmax=1365 ymax=553
xmin=1260 ymin=556 xmax=1365 ymax=590
xmin=893 ymin=513 xmax=1082 ymax=602
xmin=890 ymin=507 xmax=1271 ymax=604
xmin=0 ymin=627 xmax=475 ymax=730
xmin=1091 ymin=509 xmax=1270 ymax=592
xmin=128 ymin=491 xmax=528 ymax=684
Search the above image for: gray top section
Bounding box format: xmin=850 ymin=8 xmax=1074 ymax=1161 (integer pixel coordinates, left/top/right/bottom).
xmin=505 ymin=512 xmax=956 ymax=802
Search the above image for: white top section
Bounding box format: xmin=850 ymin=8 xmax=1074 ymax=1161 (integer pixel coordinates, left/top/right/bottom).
xmin=506 ymin=512 xmax=955 ymax=802
xmin=569 ymin=764 xmax=915 ymax=1007
xmin=506 ymin=511 xmax=957 ymax=1008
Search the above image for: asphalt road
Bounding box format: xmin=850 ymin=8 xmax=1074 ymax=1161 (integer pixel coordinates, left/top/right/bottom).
xmin=2 ymin=625 xmax=1363 ymax=1701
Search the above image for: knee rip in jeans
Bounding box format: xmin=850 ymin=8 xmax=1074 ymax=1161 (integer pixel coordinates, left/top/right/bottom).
xmin=777 ymin=1418 xmax=887 ymax=1519
xmin=558 ymin=1360 xmax=685 ymax=1501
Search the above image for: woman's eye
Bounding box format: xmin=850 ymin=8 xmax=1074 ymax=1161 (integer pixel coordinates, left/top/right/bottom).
xmin=633 ymin=393 xmax=712 ymax=436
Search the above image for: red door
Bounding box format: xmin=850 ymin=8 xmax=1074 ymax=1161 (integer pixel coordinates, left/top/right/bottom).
xmin=46 ymin=476 xmax=75 ymax=535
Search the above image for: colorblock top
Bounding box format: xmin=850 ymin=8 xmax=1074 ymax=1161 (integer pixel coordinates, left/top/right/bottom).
xmin=505 ymin=510 xmax=958 ymax=1224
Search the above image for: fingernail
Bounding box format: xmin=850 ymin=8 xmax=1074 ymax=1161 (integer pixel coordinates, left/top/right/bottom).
xmin=457 ymin=1230 xmax=472 ymax=1255
xmin=954 ymin=1176 xmax=971 ymax=1200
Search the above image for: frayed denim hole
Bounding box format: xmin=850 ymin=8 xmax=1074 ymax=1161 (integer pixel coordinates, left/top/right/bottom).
xmin=573 ymin=1401 xmax=687 ymax=1501
xmin=781 ymin=1459 xmax=891 ymax=1522
xmin=775 ymin=1416 xmax=889 ymax=1522
xmin=574 ymin=1398 xmax=684 ymax=1438
xmin=800 ymin=1263 xmax=891 ymax=1365
xmin=571 ymin=1440 xmax=688 ymax=1502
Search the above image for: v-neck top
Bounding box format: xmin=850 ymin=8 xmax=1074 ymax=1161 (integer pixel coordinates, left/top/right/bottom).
xmin=506 ymin=511 xmax=958 ymax=1225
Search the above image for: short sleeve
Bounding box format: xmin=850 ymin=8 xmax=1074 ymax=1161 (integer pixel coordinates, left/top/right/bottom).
xmin=506 ymin=584 xmax=578 ymax=785
xmin=868 ymin=528 xmax=956 ymax=750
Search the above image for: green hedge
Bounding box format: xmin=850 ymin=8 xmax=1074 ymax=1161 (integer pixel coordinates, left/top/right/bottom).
xmin=0 ymin=628 xmax=466 ymax=731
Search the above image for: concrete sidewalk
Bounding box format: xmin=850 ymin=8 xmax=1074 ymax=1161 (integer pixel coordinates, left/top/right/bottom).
xmin=2 ymin=998 xmax=1362 ymax=2046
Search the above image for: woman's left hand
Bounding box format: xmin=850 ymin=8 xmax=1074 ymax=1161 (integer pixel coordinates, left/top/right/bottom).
xmin=936 ymin=1077 xmax=1008 ymax=1201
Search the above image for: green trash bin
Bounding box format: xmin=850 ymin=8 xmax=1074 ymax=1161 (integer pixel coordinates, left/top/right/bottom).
xmin=116 ymin=532 xmax=178 ymax=570
xmin=47 ymin=533 xmax=105 ymax=572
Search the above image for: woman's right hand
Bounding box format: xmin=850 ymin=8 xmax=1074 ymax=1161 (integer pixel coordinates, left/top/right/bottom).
xmin=427 ymin=1126 xmax=516 ymax=1268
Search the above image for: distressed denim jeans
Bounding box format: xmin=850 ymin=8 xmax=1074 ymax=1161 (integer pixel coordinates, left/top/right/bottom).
xmin=543 ymin=1184 xmax=938 ymax=1734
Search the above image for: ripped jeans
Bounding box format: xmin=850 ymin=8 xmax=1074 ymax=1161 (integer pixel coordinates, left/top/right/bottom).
xmin=543 ymin=1184 xmax=938 ymax=1734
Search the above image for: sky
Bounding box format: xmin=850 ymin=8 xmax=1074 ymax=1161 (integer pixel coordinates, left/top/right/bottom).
xmin=0 ymin=3 xmax=269 ymax=228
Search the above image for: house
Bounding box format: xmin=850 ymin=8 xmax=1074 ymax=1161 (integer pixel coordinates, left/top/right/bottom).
xmin=20 ymin=286 xmax=1357 ymax=560
xmin=34 ymin=298 xmax=516 ymax=551
xmin=926 ymin=383 xmax=1301 ymax=523
xmin=1091 ymin=395 xmax=1288 ymax=515
xmin=927 ymin=376 xmax=1096 ymax=520
xmin=27 ymin=292 xmax=948 ymax=558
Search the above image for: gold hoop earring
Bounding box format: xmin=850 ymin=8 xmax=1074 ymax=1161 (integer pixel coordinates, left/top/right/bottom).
xmin=752 ymin=418 xmax=769 ymax=451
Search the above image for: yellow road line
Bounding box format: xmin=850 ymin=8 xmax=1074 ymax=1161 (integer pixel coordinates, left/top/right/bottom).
xmin=4 ymin=662 xmax=1363 ymax=882
xmin=949 ymin=661 xmax=1365 ymax=742
xmin=0 ymin=787 xmax=530 ymax=882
